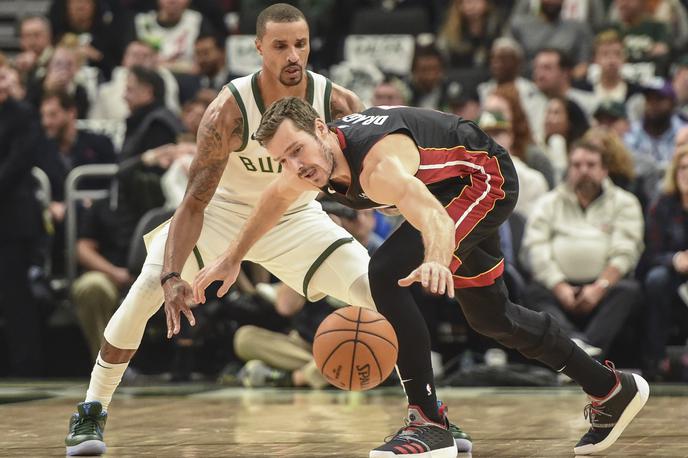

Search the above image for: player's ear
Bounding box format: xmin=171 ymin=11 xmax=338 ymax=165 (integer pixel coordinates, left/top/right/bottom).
xmin=255 ymin=37 xmax=263 ymax=56
xmin=314 ymin=117 xmax=326 ymax=135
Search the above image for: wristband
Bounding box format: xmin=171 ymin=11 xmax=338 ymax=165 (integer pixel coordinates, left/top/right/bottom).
xmin=160 ymin=271 xmax=181 ymax=286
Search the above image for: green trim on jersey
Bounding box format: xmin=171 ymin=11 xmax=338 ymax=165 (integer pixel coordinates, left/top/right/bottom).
xmin=193 ymin=246 xmax=204 ymax=269
xmin=324 ymin=78 xmax=333 ymax=123
xmin=226 ymin=81 xmax=249 ymax=151
xmin=252 ymin=71 xmax=315 ymax=115
xmin=306 ymin=71 xmax=315 ymax=106
xmin=302 ymin=236 xmax=354 ymax=299
xmin=251 ymin=72 xmax=265 ymax=114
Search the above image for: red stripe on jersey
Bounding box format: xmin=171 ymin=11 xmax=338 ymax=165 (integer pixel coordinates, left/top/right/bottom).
xmin=453 ymin=259 xmax=505 ymax=288
xmin=416 ymin=146 xmax=506 ymax=248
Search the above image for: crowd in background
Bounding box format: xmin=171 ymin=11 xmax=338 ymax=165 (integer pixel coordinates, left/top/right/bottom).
xmin=1 ymin=0 xmax=688 ymax=387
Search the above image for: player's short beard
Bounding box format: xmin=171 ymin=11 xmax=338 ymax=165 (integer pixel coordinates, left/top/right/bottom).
xmin=317 ymin=136 xmax=335 ymax=180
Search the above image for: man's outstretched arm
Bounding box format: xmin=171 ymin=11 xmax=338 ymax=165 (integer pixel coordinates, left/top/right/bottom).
xmin=360 ymin=134 xmax=456 ymax=297
xmin=160 ymin=88 xmax=242 ymax=337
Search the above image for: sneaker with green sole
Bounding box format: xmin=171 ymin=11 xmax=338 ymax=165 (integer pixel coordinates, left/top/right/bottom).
xmin=65 ymin=401 xmax=107 ymax=456
xmin=438 ymin=400 xmax=473 ymax=452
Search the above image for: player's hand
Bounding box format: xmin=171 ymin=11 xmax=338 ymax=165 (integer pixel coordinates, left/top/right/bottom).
xmin=162 ymin=276 xmax=196 ymax=338
xmin=398 ymin=261 xmax=455 ymax=298
xmin=192 ymin=256 xmax=241 ymax=304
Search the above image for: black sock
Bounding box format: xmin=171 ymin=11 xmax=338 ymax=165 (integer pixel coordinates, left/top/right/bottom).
xmin=562 ymin=345 xmax=616 ymax=398
xmin=401 ymin=369 xmax=441 ymax=423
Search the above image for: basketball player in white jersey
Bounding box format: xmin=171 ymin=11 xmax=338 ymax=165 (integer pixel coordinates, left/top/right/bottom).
xmin=64 ymin=4 xmax=375 ymax=456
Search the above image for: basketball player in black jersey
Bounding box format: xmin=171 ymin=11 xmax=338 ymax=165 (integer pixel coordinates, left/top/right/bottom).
xmin=193 ymin=97 xmax=649 ymax=458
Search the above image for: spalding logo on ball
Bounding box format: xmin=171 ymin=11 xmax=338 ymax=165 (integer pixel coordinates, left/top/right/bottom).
xmin=312 ymin=306 xmax=398 ymax=391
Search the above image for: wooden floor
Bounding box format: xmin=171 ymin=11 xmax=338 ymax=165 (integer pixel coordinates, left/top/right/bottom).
xmin=1 ymin=382 xmax=687 ymax=457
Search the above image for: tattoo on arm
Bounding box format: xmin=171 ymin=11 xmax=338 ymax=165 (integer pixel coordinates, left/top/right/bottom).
xmin=185 ymin=109 xmax=240 ymax=205
xmin=330 ymin=87 xmax=364 ymax=120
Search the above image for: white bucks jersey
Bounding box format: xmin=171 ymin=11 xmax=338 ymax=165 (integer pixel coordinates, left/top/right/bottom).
xmin=211 ymin=70 xmax=333 ymax=215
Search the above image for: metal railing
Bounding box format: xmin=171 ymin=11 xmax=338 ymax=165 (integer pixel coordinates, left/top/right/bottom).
xmin=64 ymin=164 xmax=119 ymax=282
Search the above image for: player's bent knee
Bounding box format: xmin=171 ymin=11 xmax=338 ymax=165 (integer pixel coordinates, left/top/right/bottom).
xmin=100 ymin=339 xmax=136 ymax=364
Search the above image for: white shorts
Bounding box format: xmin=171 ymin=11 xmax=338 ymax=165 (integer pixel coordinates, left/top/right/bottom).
xmin=143 ymin=201 xmax=371 ymax=302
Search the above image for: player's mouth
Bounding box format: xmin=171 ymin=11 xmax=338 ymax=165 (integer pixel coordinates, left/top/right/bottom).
xmin=284 ymin=65 xmax=301 ymax=76
xmin=299 ymin=167 xmax=317 ymax=181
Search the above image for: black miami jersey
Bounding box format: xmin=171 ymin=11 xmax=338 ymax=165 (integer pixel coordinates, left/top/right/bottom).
xmin=325 ymin=106 xmax=519 ymax=288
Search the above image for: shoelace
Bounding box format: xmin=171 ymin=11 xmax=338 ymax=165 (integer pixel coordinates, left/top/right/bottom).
xmin=384 ymin=419 xmax=435 ymax=443
xmin=583 ymin=402 xmax=613 ymax=425
xmin=73 ymin=416 xmax=99 ymax=436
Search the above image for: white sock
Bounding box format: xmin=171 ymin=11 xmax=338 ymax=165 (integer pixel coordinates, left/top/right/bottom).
xmin=85 ymin=352 xmax=129 ymax=411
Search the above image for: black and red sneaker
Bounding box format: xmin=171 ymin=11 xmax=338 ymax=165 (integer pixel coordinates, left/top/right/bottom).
xmin=369 ymin=405 xmax=458 ymax=458
xmin=574 ymin=361 xmax=650 ymax=455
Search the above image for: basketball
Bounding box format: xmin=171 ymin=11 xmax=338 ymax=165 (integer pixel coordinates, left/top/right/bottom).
xmin=313 ymin=306 xmax=398 ymax=391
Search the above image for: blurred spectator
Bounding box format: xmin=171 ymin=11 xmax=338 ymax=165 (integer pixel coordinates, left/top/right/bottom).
xmin=39 ymin=90 xmax=117 ymax=215
xmin=407 ymin=44 xmax=449 ymax=110
xmin=446 ymin=85 xmax=481 ymax=121
xmin=50 ymin=0 xmax=132 ymax=79
xmin=15 ymin=16 xmax=54 ymax=84
xmin=26 ymin=35 xmax=91 ymax=118
xmin=583 ymin=126 xmax=636 ymax=186
xmin=193 ymin=33 xmax=231 ymax=91
xmin=542 ymin=96 xmax=590 ymax=181
xmin=370 ymin=75 xmax=410 ymax=107
xmin=37 ymin=90 xmax=117 ymax=275
xmin=649 ymin=0 xmax=688 ymax=53
xmin=672 ymin=55 xmax=688 ymax=120
xmin=89 ymin=40 xmax=181 ymax=120
xmin=436 ymin=0 xmax=507 ymax=69
xmin=522 ymin=141 xmax=644 ymax=359
xmin=0 ymin=56 xmax=44 ymax=376
xmin=485 ymin=84 xmax=556 ymax=188
xmin=583 ymin=30 xmax=642 ymax=104
xmin=593 ymin=100 xmax=631 ymax=137
xmin=118 ymin=65 xmax=183 ymax=219
xmin=624 ymin=78 xmax=685 ymax=203
xmin=72 ymin=197 xmax=135 ymax=359
xmin=508 ymin=0 xmax=593 ymax=79
xmin=641 ymin=145 xmax=688 ymax=379
xmin=134 ymin=0 xmax=216 ymax=74
xmin=608 ymin=0 xmax=670 ymax=75
xmin=512 ymin=0 xmax=607 ymax=32
xmin=478 ymin=37 xmax=544 ymax=140
xmin=532 ymin=48 xmax=598 ymax=119
xmin=160 ymin=91 xmax=214 ymax=208
xmin=477 ymin=109 xmax=548 ymax=217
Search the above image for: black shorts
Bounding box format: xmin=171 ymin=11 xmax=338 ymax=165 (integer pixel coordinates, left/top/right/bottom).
xmin=440 ymin=151 xmax=518 ymax=288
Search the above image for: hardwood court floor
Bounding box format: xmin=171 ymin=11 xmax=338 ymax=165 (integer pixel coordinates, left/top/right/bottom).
xmin=1 ymin=382 xmax=687 ymax=457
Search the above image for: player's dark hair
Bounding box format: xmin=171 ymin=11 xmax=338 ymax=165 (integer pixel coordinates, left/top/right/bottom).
xmin=254 ymin=96 xmax=319 ymax=146
xmin=256 ymin=3 xmax=307 ymax=39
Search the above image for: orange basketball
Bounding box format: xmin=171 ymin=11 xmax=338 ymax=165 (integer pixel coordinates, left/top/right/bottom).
xmin=313 ymin=306 xmax=398 ymax=391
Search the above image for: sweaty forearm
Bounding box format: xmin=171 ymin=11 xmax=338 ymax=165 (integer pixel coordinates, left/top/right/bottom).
xmin=421 ymin=209 xmax=455 ymax=266
xmin=162 ymin=203 xmax=205 ymax=274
